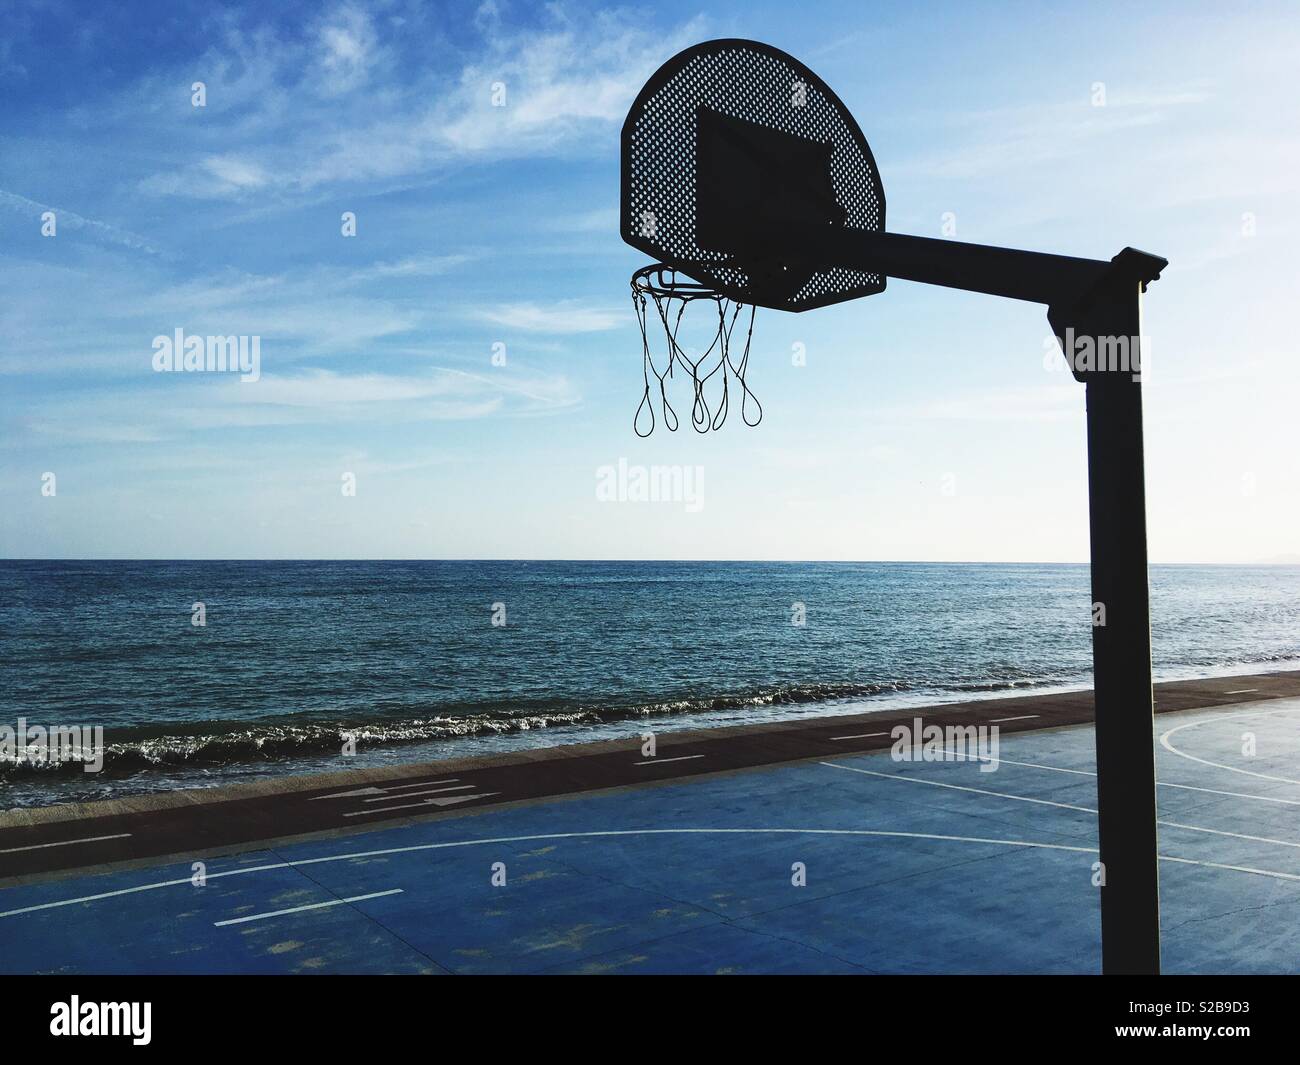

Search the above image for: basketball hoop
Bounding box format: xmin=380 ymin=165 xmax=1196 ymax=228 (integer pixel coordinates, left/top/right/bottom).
xmin=630 ymin=262 xmax=761 ymax=437
xmin=621 ymin=38 xmax=1170 ymax=973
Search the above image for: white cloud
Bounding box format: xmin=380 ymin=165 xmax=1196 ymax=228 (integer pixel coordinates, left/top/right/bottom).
xmin=474 ymin=300 xmax=623 ymax=333
xmin=439 ymin=17 xmax=695 ymax=154
xmin=135 ymin=9 xmax=708 ymax=197
xmin=350 ymin=254 xmax=473 ymax=281
xmin=316 ymin=5 xmax=380 ymax=95
xmin=11 ymin=365 xmax=579 ymax=443
xmin=203 ymin=154 xmax=269 ymax=189
xmin=234 ymin=368 xmax=467 ymax=406
xmin=892 ymin=86 xmax=1213 ymax=181
xmin=0 ymin=256 xmax=455 ymax=378
xmin=140 ymin=154 xmax=271 ymax=200
xmin=0 ymin=188 xmax=162 ymax=255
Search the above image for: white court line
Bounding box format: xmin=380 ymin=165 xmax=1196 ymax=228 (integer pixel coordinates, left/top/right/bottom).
xmin=1157 ymin=854 xmax=1300 ymax=883
xmin=0 ymin=829 xmax=1099 ymax=918
xmin=830 ymin=732 xmax=889 ymax=741
xmin=955 ymin=754 xmax=1096 ymax=777
xmin=1160 ymin=705 xmax=1300 ymax=787
xmin=936 ymin=750 xmax=1300 ymax=808
xmin=821 ymin=762 xmax=1300 ymax=854
xmin=213 ymin=889 xmax=402 ymax=927
xmin=989 ymin=715 xmax=1039 ymax=724
xmin=0 ymin=833 xmax=131 ymax=855
xmin=363 ymin=784 xmax=475 ymax=803
xmin=635 ymin=755 xmax=704 ymax=766
xmin=1154 ymin=780 xmax=1300 ymax=807
xmin=9 ymin=824 xmax=1300 ymax=921
xmin=821 ymin=761 xmax=1094 ymax=813
xmin=1157 ymin=819 xmax=1300 ymax=852
xmin=1224 ymin=689 xmax=1259 ymax=695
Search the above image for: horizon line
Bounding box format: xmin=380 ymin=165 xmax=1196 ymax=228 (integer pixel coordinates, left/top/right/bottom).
xmin=3 ymin=557 xmax=1297 ymax=566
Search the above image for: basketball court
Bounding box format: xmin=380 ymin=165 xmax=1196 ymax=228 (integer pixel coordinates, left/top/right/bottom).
xmin=3 ymin=696 xmax=1297 ymax=974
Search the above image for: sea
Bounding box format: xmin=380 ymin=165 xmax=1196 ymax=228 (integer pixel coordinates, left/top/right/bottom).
xmin=2 ymin=560 xmax=1297 ymax=809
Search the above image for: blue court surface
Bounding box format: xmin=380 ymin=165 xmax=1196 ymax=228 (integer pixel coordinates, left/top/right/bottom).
xmin=3 ymin=698 xmax=1299 ymax=974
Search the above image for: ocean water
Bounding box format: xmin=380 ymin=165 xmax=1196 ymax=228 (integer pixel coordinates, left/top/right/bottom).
xmin=1 ymin=560 xmax=1297 ymax=809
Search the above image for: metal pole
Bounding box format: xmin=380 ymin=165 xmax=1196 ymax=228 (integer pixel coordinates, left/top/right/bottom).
xmin=1081 ymin=283 xmax=1161 ymax=974
xmin=729 ymin=217 xmax=1170 ymax=972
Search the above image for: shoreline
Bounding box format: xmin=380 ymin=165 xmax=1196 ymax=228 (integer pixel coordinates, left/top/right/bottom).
xmin=3 ymin=668 xmax=1299 ymax=886
xmin=7 ymin=658 xmax=1298 ymax=809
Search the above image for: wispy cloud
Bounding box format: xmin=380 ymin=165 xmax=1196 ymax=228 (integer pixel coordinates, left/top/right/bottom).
xmin=0 ymin=255 xmax=464 ymax=377
xmin=474 ymin=301 xmax=623 ymax=333
xmin=315 ymin=4 xmax=383 ymax=95
xmin=349 ymin=254 xmax=473 ymax=281
xmin=141 ymin=155 xmax=270 ymax=198
xmin=892 ymin=87 xmax=1213 ymax=181
xmin=128 ymin=6 xmax=707 ymax=200
xmin=12 ymin=364 xmax=579 ymax=446
xmin=0 ymin=188 xmax=163 ymax=255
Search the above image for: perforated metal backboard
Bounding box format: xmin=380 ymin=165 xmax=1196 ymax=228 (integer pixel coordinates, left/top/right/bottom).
xmin=621 ymin=38 xmax=887 ymax=312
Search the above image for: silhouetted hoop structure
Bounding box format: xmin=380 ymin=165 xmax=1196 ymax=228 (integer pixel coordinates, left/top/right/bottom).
xmin=621 ymin=37 xmax=1170 ymax=975
xmin=622 ymin=39 xmax=887 ymax=311
xmin=630 ymin=263 xmax=760 ymax=437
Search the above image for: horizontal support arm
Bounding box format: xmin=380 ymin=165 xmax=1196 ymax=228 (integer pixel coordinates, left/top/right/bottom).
xmin=828 ymin=230 xmax=1106 ymax=305
xmin=791 ymin=228 xmax=1165 ymax=307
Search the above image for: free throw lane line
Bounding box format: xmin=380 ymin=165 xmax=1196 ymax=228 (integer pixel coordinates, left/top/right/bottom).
xmin=213 ymin=889 xmax=403 ymax=927
xmin=821 ymin=761 xmax=1300 ymax=852
xmin=821 ymin=761 xmax=1095 ymax=814
xmin=932 ymin=748 xmax=1300 ymax=807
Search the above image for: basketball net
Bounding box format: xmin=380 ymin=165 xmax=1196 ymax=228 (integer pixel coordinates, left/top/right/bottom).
xmin=631 ymin=263 xmax=762 ymax=436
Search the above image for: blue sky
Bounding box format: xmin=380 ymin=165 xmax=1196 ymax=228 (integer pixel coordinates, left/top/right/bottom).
xmin=1 ymin=0 xmax=1296 ymax=561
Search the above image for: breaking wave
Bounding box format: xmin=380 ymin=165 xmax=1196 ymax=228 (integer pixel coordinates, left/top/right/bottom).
xmin=0 ymin=680 xmax=935 ymax=776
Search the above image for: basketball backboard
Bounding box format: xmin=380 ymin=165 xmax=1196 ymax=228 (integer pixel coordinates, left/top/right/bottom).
xmin=621 ymin=38 xmax=887 ymax=311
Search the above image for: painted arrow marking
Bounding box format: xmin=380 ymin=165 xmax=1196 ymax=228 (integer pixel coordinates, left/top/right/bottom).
xmin=362 ymin=783 xmax=475 ymax=803
xmin=308 ymin=786 xmax=390 ymax=800
xmin=308 ymin=779 xmax=460 ymax=801
xmin=342 ymin=793 xmax=500 ymax=818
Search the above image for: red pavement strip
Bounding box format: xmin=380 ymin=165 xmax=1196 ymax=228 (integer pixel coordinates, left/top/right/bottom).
xmin=2 ymin=671 xmax=1297 ymax=885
